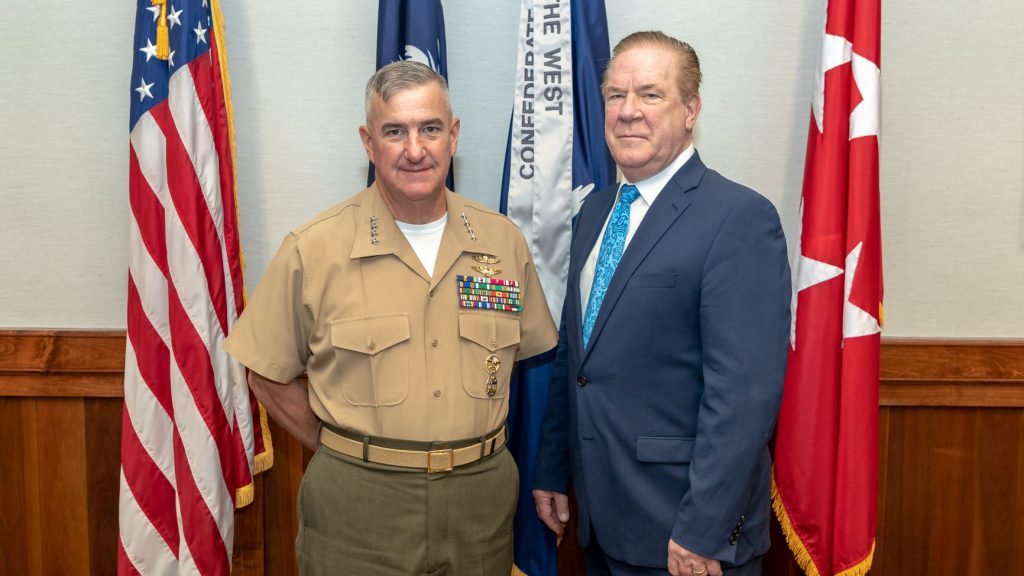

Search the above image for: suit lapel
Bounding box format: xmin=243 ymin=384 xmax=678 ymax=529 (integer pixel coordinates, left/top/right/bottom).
xmin=571 ymin=185 xmax=617 ymax=280
xmin=581 ymin=153 xmax=706 ymax=363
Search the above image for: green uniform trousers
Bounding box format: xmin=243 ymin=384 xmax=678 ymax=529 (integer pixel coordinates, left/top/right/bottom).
xmin=296 ymin=442 xmax=519 ymax=575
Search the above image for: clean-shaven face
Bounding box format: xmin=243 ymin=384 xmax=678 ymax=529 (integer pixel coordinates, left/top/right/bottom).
xmin=360 ymin=82 xmax=459 ymax=208
xmin=603 ymin=46 xmax=700 ymax=182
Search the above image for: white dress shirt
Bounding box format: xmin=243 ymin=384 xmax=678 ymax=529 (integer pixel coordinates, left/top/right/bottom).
xmin=580 ymin=145 xmax=695 ymax=309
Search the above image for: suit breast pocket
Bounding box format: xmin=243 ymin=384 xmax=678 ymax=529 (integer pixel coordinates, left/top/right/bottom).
xmin=627 ymin=273 xmax=677 ymax=289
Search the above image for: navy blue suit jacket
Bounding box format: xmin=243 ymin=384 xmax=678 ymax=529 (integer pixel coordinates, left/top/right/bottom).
xmin=534 ymin=152 xmax=791 ymax=568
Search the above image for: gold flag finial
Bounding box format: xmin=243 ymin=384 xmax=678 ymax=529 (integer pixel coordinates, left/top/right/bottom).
xmin=152 ymin=0 xmax=170 ymax=60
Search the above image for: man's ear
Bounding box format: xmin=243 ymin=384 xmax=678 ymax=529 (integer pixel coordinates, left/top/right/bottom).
xmin=684 ymin=94 xmax=702 ymax=131
xmin=358 ymin=125 xmax=375 ymax=164
xmin=449 ymin=117 xmax=461 ymax=156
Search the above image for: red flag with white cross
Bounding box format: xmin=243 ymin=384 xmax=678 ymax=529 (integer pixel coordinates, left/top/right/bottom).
xmin=771 ymin=0 xmax=883 ymax=574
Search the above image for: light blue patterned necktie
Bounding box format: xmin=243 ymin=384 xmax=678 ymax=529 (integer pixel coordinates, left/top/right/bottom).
xmin=583 ymin=184 xmax=641 ymax=348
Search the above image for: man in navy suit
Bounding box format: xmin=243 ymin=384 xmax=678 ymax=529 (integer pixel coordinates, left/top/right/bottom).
xmin=533 ymin=31 xmax=791 ymax=576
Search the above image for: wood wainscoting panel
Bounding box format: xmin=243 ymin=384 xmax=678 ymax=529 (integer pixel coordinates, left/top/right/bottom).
xmin=36 ymin=398 xmax=92 ymax=575
xmin=873 ymin=407 xmax=1024 ymax=575
xmin=2 ymin=330 xmax=1022 ymax=575
xmin=0 ymin=398 xmax=40 ymax=575
xmin=84 ymin=398 xmax=123 ymax=576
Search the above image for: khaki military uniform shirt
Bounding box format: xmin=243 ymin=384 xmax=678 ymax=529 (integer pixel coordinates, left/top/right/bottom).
xmin=224 ymin=186 xmax=557 ymax=441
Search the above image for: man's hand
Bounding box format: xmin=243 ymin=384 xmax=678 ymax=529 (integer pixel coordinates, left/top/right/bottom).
xmin=667 ymin=539 xmax=722 ymax=576
xmin=532 ymin=489 xmax=570 ymax=535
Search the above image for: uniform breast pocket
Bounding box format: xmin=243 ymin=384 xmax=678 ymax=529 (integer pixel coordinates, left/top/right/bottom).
xmin=458 ymin=312 xmax=521 ymax=399
xmin=330 ymin=314 xmax=411 ymax=407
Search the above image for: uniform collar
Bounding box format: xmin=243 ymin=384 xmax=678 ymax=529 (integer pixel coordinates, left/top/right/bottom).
xmin=351 ymin=186 xmax=494 ymax=285
xmin=441 ymin=189 xmax=494 ymax=255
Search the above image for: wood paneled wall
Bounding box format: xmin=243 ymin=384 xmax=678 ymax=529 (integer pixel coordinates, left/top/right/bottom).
xmin=1 ymin=331 xmax=1022 ymax=575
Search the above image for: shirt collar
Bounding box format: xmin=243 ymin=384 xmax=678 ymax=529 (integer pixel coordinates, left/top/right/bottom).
xmin=352 ymin=186 xmax=492 ymax=259
xmin=622 ymin=143 xmax=695 ymax=205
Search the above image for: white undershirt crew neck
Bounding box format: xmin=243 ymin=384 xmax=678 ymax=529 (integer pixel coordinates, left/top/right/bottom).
xmin=396 ymin=213 xmax=448 ymax=277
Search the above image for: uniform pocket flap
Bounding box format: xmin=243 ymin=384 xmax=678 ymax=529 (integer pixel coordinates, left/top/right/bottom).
xmin=636 ymin=436 xmax=695 ymax=463
xmin=458 ymin=312 xmax=521 ymax=351
xmin=331 ymin=314 xmax=410 ymax=356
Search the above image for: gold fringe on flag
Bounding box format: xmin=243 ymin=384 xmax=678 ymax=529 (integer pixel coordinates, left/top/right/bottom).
xmin=210 ymin=0 xmax=242 ymax=274
xmin=231 ymin=402 xmax=274 ymax=509
xmin=235 ymin=482 xmax=255 ymax=509
xmin=253 ymin=401 xmax=275 ymax=474
xmin=770 ymin=475 xmax=875 ymax=576
xmin=835 ymin=542 xmax=875 ymax=576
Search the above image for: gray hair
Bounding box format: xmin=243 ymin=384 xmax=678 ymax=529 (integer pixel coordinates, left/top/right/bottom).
xmin=364 ymin=60 xmax=451 ymax=120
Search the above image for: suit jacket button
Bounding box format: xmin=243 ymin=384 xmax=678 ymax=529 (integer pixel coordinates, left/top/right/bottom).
xmin=577 ymin=375 xmax=588 ymax=387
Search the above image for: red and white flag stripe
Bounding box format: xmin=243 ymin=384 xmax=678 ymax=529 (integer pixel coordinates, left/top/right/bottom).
xmin=120 ymin=4 xmax=270 ymax=574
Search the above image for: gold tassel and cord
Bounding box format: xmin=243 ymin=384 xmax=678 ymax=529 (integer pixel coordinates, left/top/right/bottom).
xmin=151 ymin=0 xmax=170 ymax=60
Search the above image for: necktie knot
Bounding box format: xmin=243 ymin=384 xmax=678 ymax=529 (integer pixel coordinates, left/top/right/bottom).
xmin=619 ymin=184 xmax=640 ymax=206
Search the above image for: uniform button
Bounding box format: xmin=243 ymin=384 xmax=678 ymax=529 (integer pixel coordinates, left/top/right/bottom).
xmin=431 ymin=338 xmax=439 ymax=347
xmin=433 ymin=390 xmax=442 ymax=398
xmin=367 ymin=339 xmax=376 ymax=351
xmin=577 ymin=376 xmax=588 ymax=387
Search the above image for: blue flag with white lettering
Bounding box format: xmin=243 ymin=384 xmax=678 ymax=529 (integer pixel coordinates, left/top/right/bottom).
xmin=371 ymin=0 xmax=454 ymax=190
xmin=502 ymin=1 xmax=613 ymax=575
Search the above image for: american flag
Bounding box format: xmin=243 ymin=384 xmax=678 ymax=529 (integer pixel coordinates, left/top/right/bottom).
xmin=119 ymin=0 xmax=272 ymax=574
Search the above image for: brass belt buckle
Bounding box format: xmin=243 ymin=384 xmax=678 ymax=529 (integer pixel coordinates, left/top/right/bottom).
xmin=427 ymin=448 xmax=454 ymax=473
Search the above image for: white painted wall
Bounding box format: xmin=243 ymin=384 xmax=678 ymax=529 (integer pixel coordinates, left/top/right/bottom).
xmin=1 ymin=1 xmax=1021 ymax=337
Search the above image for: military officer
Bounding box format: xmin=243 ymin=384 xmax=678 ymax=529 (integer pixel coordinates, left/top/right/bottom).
xmin=224 ymin=60 xmax=557 ymax=575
